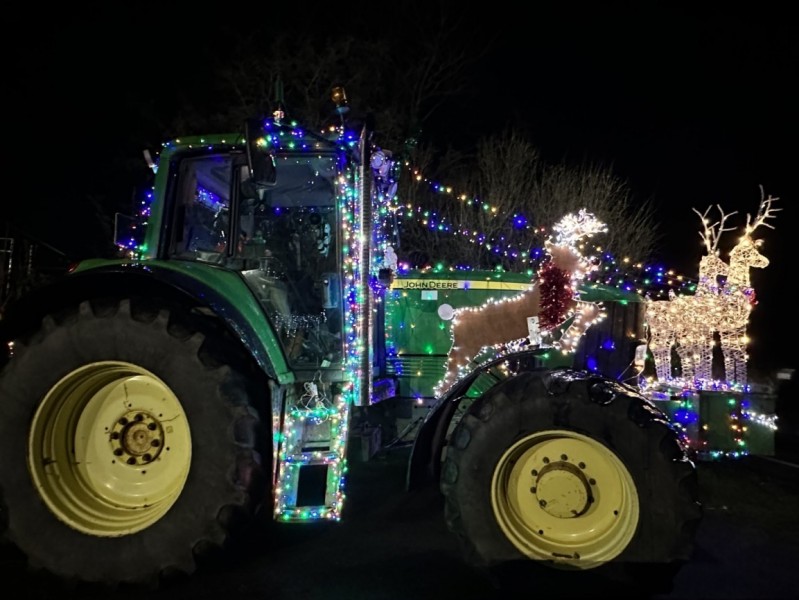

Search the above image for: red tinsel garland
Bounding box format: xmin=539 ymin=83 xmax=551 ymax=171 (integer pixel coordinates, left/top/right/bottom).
xmin=538 ymin=261 xmax=573 ymax=330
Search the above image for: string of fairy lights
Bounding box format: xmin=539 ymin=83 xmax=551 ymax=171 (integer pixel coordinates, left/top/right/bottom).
xmin=262 ymin=121 xmax=360 ymax=522
xmin=397 ymin=162 xmax=704 ymax=299
xmin=641 ymin=387 xmax=779 ymax=459
xmin=262 ymin=122 xmax=414 ymax=519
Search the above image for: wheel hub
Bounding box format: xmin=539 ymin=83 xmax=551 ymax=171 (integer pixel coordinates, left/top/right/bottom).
xmin=534 ymin=460 xmax=592 ymax=518
xmin=111 ymin=411 xmax=164 ymax=465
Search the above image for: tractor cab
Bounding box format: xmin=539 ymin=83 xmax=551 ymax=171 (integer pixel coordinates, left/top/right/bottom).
xmin=119 ymin=116 xmax=358 ymax=372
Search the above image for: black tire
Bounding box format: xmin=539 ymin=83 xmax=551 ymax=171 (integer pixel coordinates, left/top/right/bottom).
xmin=440 ymin=368 xmax=701 ymax=592
xmin=0 ymin=297 xmax=270 ymax=587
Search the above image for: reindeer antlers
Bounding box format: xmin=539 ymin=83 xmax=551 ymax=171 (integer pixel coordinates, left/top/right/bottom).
xmin=693 ymin=204 xmax=737 ymax=254
xmin=551 ymin=209 xmax=607 ymax=246
xmin=745 ymin=187 xmax=781 ymax=234
xmin=693 ymin=187 xmax=781 ymax=247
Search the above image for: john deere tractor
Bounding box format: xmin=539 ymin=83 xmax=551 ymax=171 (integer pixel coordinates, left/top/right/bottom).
xmin=0 ymin=97 xmax=701 ymax=590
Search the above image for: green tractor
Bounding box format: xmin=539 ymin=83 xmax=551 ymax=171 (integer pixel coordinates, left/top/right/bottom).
xmin=0 ymin=99 xmax=701 ymax=590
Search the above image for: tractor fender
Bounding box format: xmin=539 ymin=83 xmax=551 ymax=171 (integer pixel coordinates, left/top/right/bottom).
xmin=406 ymin=385 xmax=460 ymax=491
xmin=406 ymin=349 xmax=548 ymax=491
xmin=0 ymin=264 xmax=289 ymax=383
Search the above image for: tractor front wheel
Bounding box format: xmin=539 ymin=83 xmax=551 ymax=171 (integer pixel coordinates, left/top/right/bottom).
xmin=441 ymin=369 xmax=701 ymax=592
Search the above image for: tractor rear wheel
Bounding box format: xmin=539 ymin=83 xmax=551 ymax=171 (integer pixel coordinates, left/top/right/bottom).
xmin=441 ymin=369 xmax=701 ymax=592
xmin=0 ymin=297 xmax=270 ymax=587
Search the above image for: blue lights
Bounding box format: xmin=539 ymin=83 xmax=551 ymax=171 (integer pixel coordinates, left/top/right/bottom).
xmin=674 ymin=409 xmax=700 ymax=424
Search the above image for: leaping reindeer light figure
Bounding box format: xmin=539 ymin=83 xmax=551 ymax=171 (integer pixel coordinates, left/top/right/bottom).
xmin=436 ymin=210 xmax=607 ymax=395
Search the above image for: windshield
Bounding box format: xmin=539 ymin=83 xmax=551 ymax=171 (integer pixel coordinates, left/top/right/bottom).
xmin=173 ymin=152 xmax=343 ymax=370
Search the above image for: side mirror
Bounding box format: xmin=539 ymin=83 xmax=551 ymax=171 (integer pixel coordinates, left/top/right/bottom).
xmin=244 ymin=118 xmax=277 ymax=188
xmin=240 ymin=156 xmax=276 ymax=201
xmin=251 ymin=151 xmax=277 ymax=187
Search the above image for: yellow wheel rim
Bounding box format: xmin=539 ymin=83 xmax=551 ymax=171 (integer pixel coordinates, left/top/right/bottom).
xmin=28 ymin=361 xmax=192 ymax=536
xmin=491 ymin=430 xmax=638 ymax=569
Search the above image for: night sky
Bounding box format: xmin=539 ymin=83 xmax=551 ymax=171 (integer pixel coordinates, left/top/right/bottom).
xmin=7 ymin=2 xmax=797 ymax=375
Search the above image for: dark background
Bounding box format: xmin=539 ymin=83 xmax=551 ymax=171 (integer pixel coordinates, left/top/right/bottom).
xmin=7 ymin=2 xmax=797 ymax=377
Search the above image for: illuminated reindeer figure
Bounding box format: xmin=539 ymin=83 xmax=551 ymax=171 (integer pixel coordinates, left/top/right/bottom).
xmin=677 ymin=205 xmax=737 ymax=380
xmin=712 ymin=194 xmax=779 ymax=385
xmin=436 ymin=210 xmax=606 ymax=395
xmin=645 ymin=193 xmax=778 ymax=385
